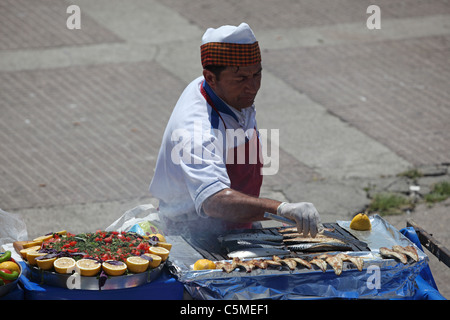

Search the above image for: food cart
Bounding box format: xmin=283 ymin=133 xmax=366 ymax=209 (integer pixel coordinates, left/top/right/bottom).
xmin=0 ymin=214 xmax=446 ymax=300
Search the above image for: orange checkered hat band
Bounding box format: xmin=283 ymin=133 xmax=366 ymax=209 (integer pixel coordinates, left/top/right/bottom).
xmin=201 ymin=41 xmax=261 ymax=68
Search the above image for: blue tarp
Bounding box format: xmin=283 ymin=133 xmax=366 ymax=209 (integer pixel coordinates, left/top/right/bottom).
xmin=399 ymin=227 xmax=446 ymax=300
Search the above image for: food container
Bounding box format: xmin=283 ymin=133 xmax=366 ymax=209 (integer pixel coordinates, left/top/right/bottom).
xmin=0 ymin=253 xmax=22 ymax=298
xmin=167 ymin=215 xmax=429 ymax=300
xmin=26 ymin=261 xmax=165 ymax=290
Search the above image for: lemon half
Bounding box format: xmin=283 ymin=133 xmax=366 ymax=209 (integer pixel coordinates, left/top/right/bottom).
xmin=54 ymin=257 xmax=76 ymax=274
xmin=102 ymin=260 xmax=127 ymax=276
xmin=349 ymin=213 xmax=372 ymax=231
xmin=193 ymin=259 xmax=216 ymax=271
xmin=76 ymin=258 xmax=101 ymax=276
xmin=149 ymin=246 xmax=169 ymax=262
xmin=36 ymin=256 xmax=57 ymax=270
xmin=142 ymin=253 xmax=162 ymax=269
xmin=126 ymin=256 xmax=149 ymax=273
xmin=26 ymin=251 xmax=47 ymax=265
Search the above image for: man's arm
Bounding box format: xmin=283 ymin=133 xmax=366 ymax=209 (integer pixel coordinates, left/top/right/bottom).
xmin=202 ymin=188 xmax=281 ymax=223
xmin=202 ymin=188 xmax=321 ymax=237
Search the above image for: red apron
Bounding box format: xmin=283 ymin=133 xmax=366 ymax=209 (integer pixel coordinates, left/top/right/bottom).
xmin=201 ymin=83 xmax=263 ymax=230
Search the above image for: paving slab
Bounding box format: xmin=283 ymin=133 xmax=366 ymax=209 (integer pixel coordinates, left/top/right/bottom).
xmin=0 ymin=62 xmax=185 ymax=209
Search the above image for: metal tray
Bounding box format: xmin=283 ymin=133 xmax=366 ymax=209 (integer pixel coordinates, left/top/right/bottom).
xmin=26 ymin=261 xmax=165 ymax=291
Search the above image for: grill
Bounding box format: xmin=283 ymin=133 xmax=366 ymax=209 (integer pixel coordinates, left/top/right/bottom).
xmin=182 ymin=222 xmax=370 ymax=261
xmin=168 ymin=215 xmax=428 ymax=300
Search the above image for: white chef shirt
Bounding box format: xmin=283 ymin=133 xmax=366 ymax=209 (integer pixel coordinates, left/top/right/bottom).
xmin=149 ymin=76 xmax=258 ymax=222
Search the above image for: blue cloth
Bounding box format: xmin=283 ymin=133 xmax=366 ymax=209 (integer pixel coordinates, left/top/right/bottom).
xmin=399 ymin=227 xmax=446 ymax=300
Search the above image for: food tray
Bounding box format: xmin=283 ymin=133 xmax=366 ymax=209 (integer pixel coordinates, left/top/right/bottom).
xmin=25 ymin=261 xmax=165 ymax=291
xmin=168 ymin=216 xmax=429 ymax=299
xmin=0 ymin=253 xmax=22 ymax=298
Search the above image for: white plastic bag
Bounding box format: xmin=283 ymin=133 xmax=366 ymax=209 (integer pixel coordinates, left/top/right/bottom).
xmin=0 ymin=208 xmax=28 ymax=248
xmin=105 ymin=204 xmax=164 ymax=236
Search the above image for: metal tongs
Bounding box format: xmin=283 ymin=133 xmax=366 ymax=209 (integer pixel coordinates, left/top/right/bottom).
xmin=263 ymin=212 xmax=367 ymax=247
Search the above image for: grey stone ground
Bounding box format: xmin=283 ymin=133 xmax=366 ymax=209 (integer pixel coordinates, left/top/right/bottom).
xmin=0 ymin=0 xmax=449 ymax=298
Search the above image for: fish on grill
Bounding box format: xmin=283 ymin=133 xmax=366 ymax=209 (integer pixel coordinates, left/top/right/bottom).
xmin=392 ymin=245 xmax=419 ymax=262
xmin=283 ymin=236 xmax=347 ymax=244
xmin=310 ymin=258 xmax=327 ymax=272
xmin=215 ymin=260 xmax=238 ymax=273
xmin=214 ymin=255 xmax=312 ymax=273
xmin=287 ymin=242 xmax=352 ymax=253
xmin=336 ymin=253 xmax=364 ymax=271
xmin=227 ymin=247 xmax=290 ymax=259
xmin=222 ymin=239 xmax=284 ymax=252
xmin=218 ymin=232 xmax=284 ymax=243
xmin=379 ymin=247 xmax=408 ymax=264
xmin=279 ymin=226 xmax=335 ymax=234
xmin=291 ymin=257 xmax=312 ymax=269
xmin=272 ymin=255 xmax=312 ymax=270
xmin=316 ymin=254 xmax=343 ymax=275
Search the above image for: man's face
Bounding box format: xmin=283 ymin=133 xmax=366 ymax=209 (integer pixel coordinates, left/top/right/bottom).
xmin=204 ymin=63 xmax=262 ymax=111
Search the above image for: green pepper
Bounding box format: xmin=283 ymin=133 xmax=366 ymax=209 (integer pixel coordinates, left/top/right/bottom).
xmin=0 ymin=251 xmax=11 ymax=263
xmin=0 ymin=269 xmax=19 ymax=281
xmin=0 ymin=278 xmax=4 ymax=286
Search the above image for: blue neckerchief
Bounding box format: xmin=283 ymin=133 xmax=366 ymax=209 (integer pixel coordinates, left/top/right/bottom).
xmin=202 ymin=80 xmax=239 ymax=123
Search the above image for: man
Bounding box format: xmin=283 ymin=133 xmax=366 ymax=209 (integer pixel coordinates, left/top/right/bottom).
xmin=149 ymin=23 xmax=320 ymax=237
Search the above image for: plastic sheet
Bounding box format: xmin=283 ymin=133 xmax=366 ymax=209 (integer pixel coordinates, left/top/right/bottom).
xmin=170 ymin=215 xmax=431 ymax=300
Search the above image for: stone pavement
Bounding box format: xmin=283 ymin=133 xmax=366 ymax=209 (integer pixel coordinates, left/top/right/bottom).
xmin=0 ymin=0 xmax=449 ymax=298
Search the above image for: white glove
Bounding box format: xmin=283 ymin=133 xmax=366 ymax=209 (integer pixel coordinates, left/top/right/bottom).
xmin=277 ymin=202 xmax=320 ymax=237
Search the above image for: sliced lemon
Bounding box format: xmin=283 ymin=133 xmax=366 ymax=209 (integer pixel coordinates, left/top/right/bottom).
xmin=19 ymin=245 xmax=41 ymax=259
xmin=53 ymin=257 xmax=76 ymax=274
xmin=33 ymin=234 xmax=53 ymax=243
xmin=102 ymin=260 xmax=127 ymax=276
xmin=149 ymin=246 xmax=169 ymax=262
xmin=36 ymin=256 xmax=57 ymax=270
xmin=55 ymin=230 xmax=67 ymax=236
xmin=143 ymin=253 xmax=162 ymax=269
xmin=26 ymin=250 xmax=47 ymax=266
xmin=76 ymin=258 xmax=101 ymax=276
xmin=126 ymin=256 xmax=149 ymax=273
xmin=22 ymin=241 xmax=42 ymax=249
xmin=193 ymin=259 xmax=216 ymax=270
xmin=350 ymin=213 xmax=372 ymax=231
xmin=157 ymin=242 xmax=172 ymax=251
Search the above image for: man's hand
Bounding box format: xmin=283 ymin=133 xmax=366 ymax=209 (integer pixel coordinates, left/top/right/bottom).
xmin=277 ymin=202 xmax=320 ymax=237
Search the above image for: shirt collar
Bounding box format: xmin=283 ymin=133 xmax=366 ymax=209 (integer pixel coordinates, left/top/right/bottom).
xmin=202 ymin=80 xmax=239 ymax=122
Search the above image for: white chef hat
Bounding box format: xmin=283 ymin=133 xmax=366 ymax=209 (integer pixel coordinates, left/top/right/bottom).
xmin=200 ymin=23 xmax=261 ymax=68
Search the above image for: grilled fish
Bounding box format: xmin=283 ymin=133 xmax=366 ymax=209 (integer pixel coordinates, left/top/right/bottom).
xmin=291 ymin=257 xmax=312 ymax=269
xmin=223 ymin=239 xmax=284 ymax=252
xmin=336 ymin=253 xmax=364 ymax=271
xmin=271 ymin=255 xmax=312 ymax=270
xmin=326 ymin=255 xmax=343 ymax=275
xmin=279 ymin=226 xmax=335 ymax=234
xmin=215 ymin=260 xmax=238 ymax=273
xmin=233 ymin=257 xmax=256 ymax=272
xmin=287 ymin=242 xmax=352 ymax=252
xmin=283 ymin=236 xmax=347 ymax=244
xmin=316 ymin=254 xmax=343 ymax=275
xmin=392 ymin=245 xmax=419 ymax=262
xmin=310 ymin=258 xmax=327 ymax=272
xmin=227 ymin=247 xmax=290 ymax=259
xmin=272 ymin=255 xmax=297 ymax=270
xmin=379 ymin=247 xmax=408 ymax=264
xmin=250 ymin=259 xmax=269 ymax=269
xmin=218 ymin=232 xmax=283 ymax=243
